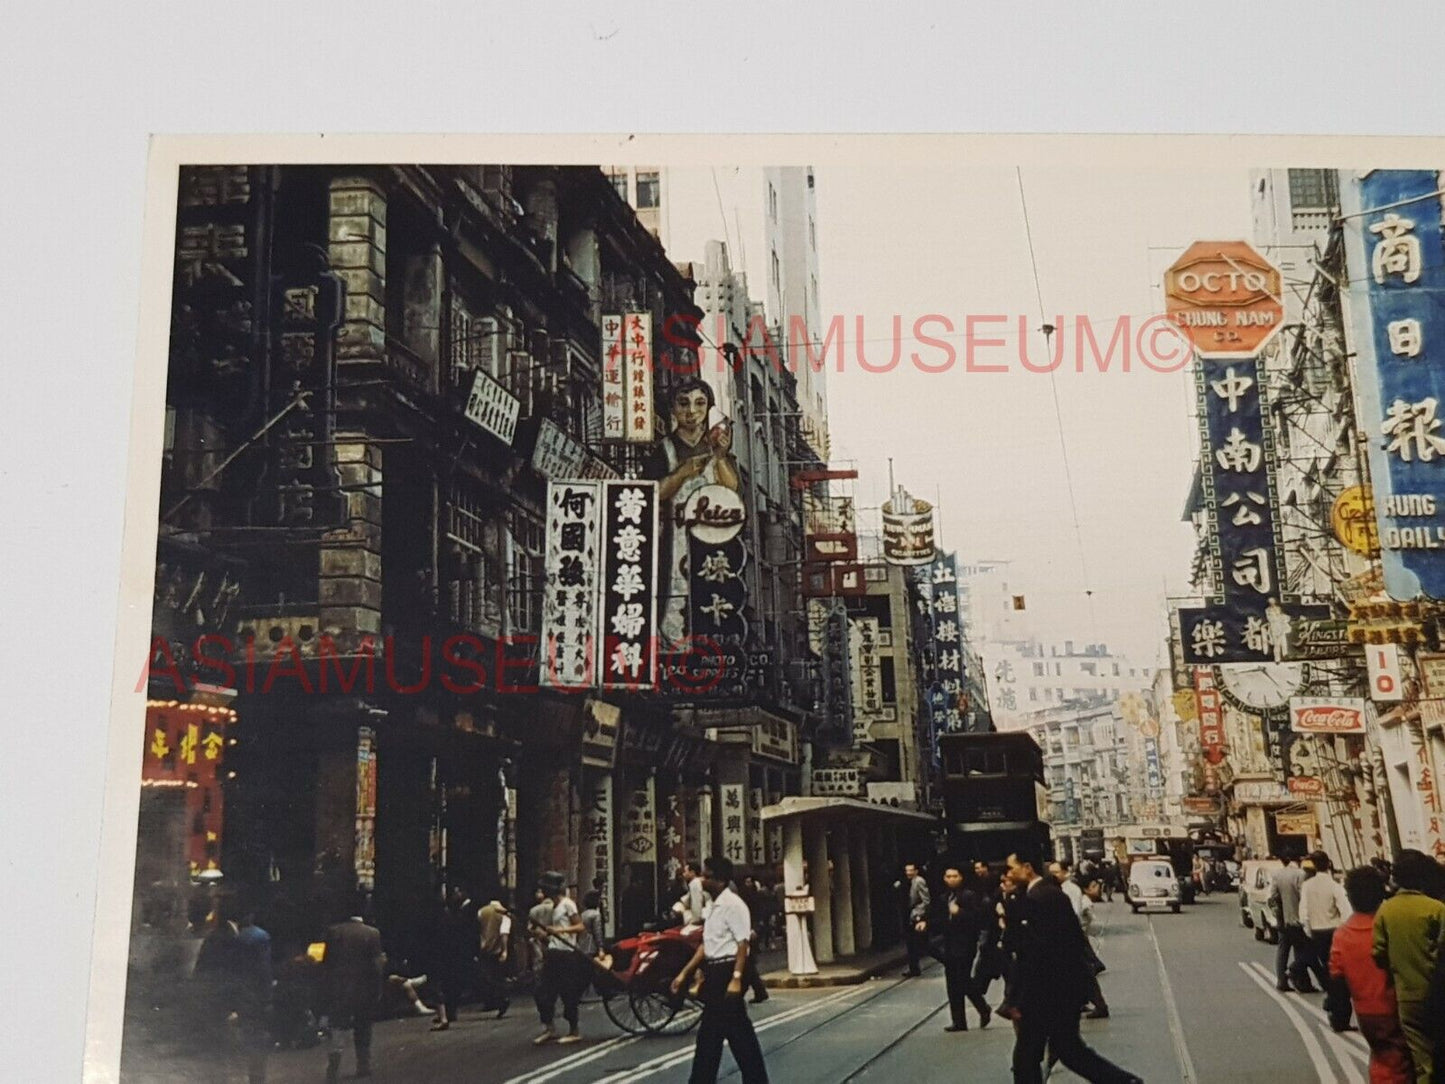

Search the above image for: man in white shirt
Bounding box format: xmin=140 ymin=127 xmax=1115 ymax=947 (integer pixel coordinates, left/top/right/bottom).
xmin=531 ymin=872 xmax=587 ymax=1046
xmin=681 ymin=859 xmax=712 ymax=925
xmin=672 ymin=855 xmax=769 ymax=1083
xmin=1298 ymin=851 xmax=1352 ymax=1028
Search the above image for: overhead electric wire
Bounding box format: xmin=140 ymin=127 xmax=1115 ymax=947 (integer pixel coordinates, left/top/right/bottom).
xmin=1016 ymin=167 xmax=1100 ymax=640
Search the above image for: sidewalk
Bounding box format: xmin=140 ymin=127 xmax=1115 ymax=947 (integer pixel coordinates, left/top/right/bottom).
xmin=758 ymin=943 xmax=909 ymax=988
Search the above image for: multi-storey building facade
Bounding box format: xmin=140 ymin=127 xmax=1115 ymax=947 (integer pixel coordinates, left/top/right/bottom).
xmin=137 ymin=164 xmax=829 ymax=971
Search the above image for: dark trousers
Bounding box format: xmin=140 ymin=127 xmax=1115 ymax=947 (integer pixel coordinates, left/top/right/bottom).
xmin=742 ymin=951 xmax=767 ymax=999
xmin=905 ymin=927 xmax=927 ymax=974
xmin=943 ymin=952 xmax=991 ymax=1027
xmin=478 ymin=954 xmax=509 ymax=1010
xmin=1011 ymin=1001 xmax=1136 ymax=1084
xmin=689 ymin=961 xmax=769 ymax=1084
xmin=1276 ymin=924 xmax=1318 ymax=990
xmin=535 ymin=950 xmax=583 ymax=1029
xmin=327 ymin=1007 xmax=372 ymax=1071
xmin=1309 ymin=929 xmax=1350 ymax=1028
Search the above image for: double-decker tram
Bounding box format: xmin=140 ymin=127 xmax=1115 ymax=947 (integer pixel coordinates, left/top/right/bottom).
xmin=938 ymin=731 xmax=1052 ymax=865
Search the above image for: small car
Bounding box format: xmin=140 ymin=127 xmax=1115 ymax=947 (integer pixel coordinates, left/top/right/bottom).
xmin=1238 ymin=858 xmax=1283 ymax=942
xmin=1127 ymin=859 xmax=1182 ymax=913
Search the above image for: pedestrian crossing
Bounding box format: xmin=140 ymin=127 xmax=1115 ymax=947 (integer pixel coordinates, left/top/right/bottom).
xmin=1237 ymin=961 xmax=1370 ymax=1084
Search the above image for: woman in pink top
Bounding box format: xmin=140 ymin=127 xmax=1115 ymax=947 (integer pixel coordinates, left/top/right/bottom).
xmin=1330 ymin=867 xmax=1413 ymax=1084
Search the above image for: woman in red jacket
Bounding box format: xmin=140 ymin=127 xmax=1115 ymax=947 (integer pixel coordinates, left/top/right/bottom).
xmin=1330 ymin=867 xmax=1413 ymax=1084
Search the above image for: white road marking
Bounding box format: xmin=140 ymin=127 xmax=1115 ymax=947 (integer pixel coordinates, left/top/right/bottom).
xmin=605 ymin=982 xmax=876 ymax=1082
xmin=1318 ymin=1023 xmax=1369 ymax=1080
xmin=497 ymin=1032 xmax=642 ymax=1084
xmin=1243 ymin=963 xmax=1368 ymax=1053
xmin=1146 ymin=917 xmax=1198 ymax=1084
xmin=1238 ymin=962 xmax=1340 ymax=1083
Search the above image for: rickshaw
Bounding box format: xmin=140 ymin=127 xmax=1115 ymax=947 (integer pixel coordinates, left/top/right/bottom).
xmin=526 ymin=912 xmax=705 ymax=1036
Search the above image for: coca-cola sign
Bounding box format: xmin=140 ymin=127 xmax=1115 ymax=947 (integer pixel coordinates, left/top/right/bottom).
xmin=1288 ymin=696 xmax=1367 ymax=735
xmin=1287 ymin=776 xmax=1326 ymax=797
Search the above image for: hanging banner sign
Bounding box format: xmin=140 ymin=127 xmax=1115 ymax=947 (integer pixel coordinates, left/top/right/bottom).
xmin=541 ymin=482 xmax=602 ymax=688
xmin=1176 ymin=322 xmax=1327 ymax=662
xmin=624 ymin=312 xmax=655 ymax=443
xmin=355 ymin=726 xmax=377 ymax=891
xmin=1289 ymin=696 xmax=1368 ymax=735
xmin=749 ymin=788 xmax=766 ymax=867
xmin=464 ymin=368 xmax=520 ymax=445
xmin=1332 ymin=485 xmax=1382 ymax=558
xmin=599 ymin=481 xmax=660 ymax=691
xmin=1341 ymin=171 xmax=1445 ymax=599
xmin=1193 ymin=668 xmax=1227 ymax=764
xmin=1366 ymin=643 xmax=1405 ymax=703
xmin=532 ymin=418 xmax=587 ymax=480
xmin=601 ymin=312 xmax=655 ymax=443
xmin=850 ymin=617 xmax=883 ymax=741
xmin=882 ymin=490 xmax=935 ymax=565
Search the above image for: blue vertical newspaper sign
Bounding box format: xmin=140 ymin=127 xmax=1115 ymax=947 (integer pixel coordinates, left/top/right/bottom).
xmin=1342 ymin=170 xmax=1445 ymax=600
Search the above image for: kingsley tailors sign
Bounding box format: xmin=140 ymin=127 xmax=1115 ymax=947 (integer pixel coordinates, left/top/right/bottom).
xmin=1288 ymin=696 xmax=1367 ymax=735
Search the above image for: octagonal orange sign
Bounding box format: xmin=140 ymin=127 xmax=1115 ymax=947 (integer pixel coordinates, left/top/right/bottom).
xmin=1164 ymin=240 xmax=1284 ymax=358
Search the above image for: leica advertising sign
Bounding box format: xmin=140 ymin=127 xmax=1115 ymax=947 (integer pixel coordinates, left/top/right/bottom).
xmin=1164 ymin=241 xmax=1285 ymax=357
xmin=1288 ymin=696 xmax=1367 ymax=735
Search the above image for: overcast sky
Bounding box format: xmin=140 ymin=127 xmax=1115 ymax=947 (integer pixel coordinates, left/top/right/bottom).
xmin=809 ymin=165 xmax=1257 ymax=665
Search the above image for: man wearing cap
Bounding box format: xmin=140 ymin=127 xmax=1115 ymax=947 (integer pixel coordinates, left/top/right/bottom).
xmin=531 ymin=872 xmax=587 ymax=1046
xmin=671 ymin=855 xmax=769 ymax=1083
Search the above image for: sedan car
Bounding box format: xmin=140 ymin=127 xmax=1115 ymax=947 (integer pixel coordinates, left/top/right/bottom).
xmin=1127 ymin=858 xmax=1182 ymax=914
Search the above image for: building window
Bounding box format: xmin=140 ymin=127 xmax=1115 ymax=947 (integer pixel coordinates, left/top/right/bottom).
xmin=768 ymin=182 xmax=778 ymax=221
xmin=770 ymin=250 xmax=780 ymax=292
xmin=506 ymin=507 xmax=545 ymax=634
xmin=1112 ymin=662 xmax=1120 ymax=676
xmin=1033 ymin=662 xmax=1045 ymax=677
xmin=635 ymin=171 xmax=660 ymax=210
xmin=606 ymin=170 xmax=629 ymax=201
xmin=1030 ymin=688 xmax=1038 ymax=702
xmin=879 ymin=657 xmax=897 ymax=703
xmin=1287 ymin=169 xmax=1338 ymax=212
xmin=446 ymin=477 xmax=502 ymax=634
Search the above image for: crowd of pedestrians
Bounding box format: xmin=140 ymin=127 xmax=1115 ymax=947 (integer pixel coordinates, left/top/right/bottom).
xmin=1270 ymin=847 xmax=1445 ymax=1083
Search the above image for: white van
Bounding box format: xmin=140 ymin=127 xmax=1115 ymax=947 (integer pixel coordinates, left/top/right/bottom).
xmin=1127 ymin=858 xmax=1182 ymax=913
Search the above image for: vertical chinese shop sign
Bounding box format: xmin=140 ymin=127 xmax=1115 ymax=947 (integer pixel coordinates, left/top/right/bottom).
xmin=1341 ymin=171 xmax=1445 ymax=600
xmin=600 ymin=481 xmax=660 ymax=691
xmin=540 ymin=482 xmax=602 ymax=689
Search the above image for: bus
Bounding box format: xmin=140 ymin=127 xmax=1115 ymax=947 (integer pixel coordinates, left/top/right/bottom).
xmin=938 ymin=732 xmax=1052 ymax=865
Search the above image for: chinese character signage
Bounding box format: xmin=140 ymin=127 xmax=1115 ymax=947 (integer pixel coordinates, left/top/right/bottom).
xmin=810 ymin=767 xmax=864 ymax=797
xmin=355 ymin=726 xmax=377 ymax=891
xmin=465 ymin=367 xmax=520 ymax=445
xmin=579 ymin=776 xmax=614 ymax=935
xmin=1177 ymin=300 xmax=1326 ymax=662
xmin=720 ymin=783 xmax=747 ymax=863
xmin=622 ymin=780 xmax=657 ymax=863
xmin=266 ymin=269 xmax=346 ymax=528
xmin=850 ymin=617 xmax=883 ymax=741
xmin=141 ymin=702 xmax=231 ymax=875
xmin=1193 ymin=668 xmax=1226 ymax=765
xmin=601 ymin=312 xmax=655 ymax=444
xmin=599 ymin=481 xmax=659 ymax=691
xmin=749 ymin=788 xmax=766 ymax=867
xmin=541 ymin=482 xmax=602 ymax=688
xmin=1342 ymin=171 xmax=1445 ymax=599
xmin=532 ymin=418 xmax=587 ymax=480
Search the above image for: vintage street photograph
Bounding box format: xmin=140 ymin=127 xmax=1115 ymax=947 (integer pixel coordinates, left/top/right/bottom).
xmin=89 ymin=136 xmax=1445 ymax=1084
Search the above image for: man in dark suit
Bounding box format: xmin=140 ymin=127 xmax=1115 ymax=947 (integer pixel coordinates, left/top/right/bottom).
xmin=1005 ymin=852 xmax=1141 ymax=1084
xmin=321 ymin=893 xmax=385 ymax=1081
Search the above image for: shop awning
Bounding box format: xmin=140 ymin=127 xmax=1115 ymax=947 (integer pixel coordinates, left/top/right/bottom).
xmin=760 ymin=795 xmax=938 ymax=826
